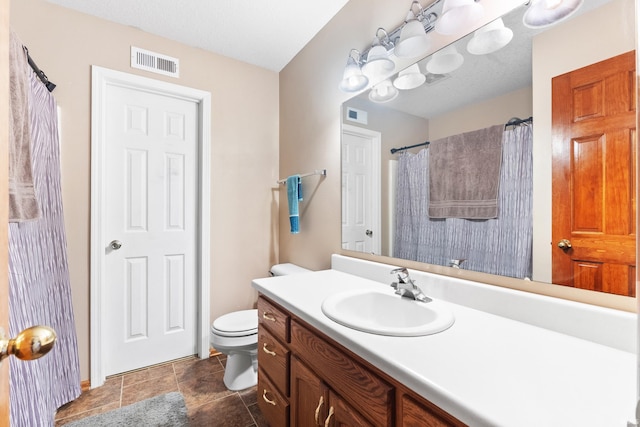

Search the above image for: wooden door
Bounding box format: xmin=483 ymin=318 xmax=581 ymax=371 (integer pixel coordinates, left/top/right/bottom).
xmin=552 ymin=51 xmax=636 ymax=296
xmin=0 ymin=0 xmax=10 ymax=423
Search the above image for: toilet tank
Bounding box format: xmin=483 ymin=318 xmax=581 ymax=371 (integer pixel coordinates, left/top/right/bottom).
xmin=269 ymin=263 xmax=311 ymax=276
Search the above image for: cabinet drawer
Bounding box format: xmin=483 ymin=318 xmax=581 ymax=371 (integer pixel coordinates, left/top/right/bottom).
xmin=291 ymin=320 xmax=393 ymax=426
xmin=258 ymin=297 xmax=290 ymax=343
xmin=258 ymin=367 xmax=289 ymax=427
xmin=258 ymin=327 xmax=290 ymax=396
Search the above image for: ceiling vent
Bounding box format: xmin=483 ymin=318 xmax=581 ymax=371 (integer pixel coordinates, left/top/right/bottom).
xmin=424 ymin=72 xmax=451 ymax=86
xmin=130 ymin=47 xmax=179 ymax=78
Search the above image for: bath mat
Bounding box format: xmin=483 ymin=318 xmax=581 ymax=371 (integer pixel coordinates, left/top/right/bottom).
xmin=65 ymin=392 xmax=189 ymax=427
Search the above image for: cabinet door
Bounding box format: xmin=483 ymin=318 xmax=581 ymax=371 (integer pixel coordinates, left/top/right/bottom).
xmin=291 ymin=356 xmax=327 ymax=427
xmin=327 ymin=390 xmax=373 ymax=427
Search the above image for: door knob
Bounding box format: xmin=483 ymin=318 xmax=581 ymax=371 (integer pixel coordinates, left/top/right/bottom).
xmin=109 ymin=240 xmax=122 ymax=250
xmin=365 ymin=229 xmax=373 ymax=237
xmin=0 ymin=325 xmax=56 ymax=362
xmin=557 ymin=239 xmax=572 ymax=250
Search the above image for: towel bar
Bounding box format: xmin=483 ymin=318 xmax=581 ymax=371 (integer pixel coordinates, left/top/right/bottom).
xmin=277 ymin=169 xmax=327 ymax=185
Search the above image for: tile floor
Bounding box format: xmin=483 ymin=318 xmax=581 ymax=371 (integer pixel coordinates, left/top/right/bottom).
xmin=55 ymin=355 xmax=267 ymax=427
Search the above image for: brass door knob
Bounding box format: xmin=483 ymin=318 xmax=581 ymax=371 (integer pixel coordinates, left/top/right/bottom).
xmin=557 ymin=239 xmax=572 ymax=250
xmin=0 ymin=325 xmax=56 ymax=362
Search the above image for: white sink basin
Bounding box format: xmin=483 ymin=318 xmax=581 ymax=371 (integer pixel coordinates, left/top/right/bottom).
xmin=321 ymin=289 xmax=455 ymax=336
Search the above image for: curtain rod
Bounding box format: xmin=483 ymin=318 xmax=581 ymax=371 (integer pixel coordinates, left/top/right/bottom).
xmin=277 ymin=169 xmax=327 ymax=185
xmin=22 ymin=46 xmax=56 ymax=92
xmin=390 ymin=141 xmax=430 ymax=154
xmin=390 ymin=116 xmax=534 ymax=154
xmin=504 ymin=116 xmax=533 ymax=129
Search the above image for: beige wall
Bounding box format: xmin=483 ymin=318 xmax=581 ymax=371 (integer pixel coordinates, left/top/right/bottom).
xmin=428 ymin=87 xmax=532 ymax=140
xmin=11 ymin=0 xmax=279 ymax=380
xmin=279 ymin=0 xmax=422 ymax=271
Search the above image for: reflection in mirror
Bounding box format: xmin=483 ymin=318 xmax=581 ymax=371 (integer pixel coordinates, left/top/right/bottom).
xmin=341 ymin=0 xmax=636 ymax=296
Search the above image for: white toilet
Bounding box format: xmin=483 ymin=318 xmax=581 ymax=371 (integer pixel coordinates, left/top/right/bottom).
xmin=210 ymin=263 xmax=310 ymax=390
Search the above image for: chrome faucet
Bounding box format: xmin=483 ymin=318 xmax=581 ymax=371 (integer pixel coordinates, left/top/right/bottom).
xmin=390 ymin=267 xmax=431 ymax=303
xmin=449 ymin=259 xmax=466 ymax=269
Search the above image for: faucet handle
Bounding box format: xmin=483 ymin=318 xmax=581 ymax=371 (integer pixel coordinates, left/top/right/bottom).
xmin=390 ymin=267 xmax=410 ymax=283
xmin=449 ymin=259 xmax=466 ymax=268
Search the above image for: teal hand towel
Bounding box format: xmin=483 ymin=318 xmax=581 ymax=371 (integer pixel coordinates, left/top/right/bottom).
xmin=287 ymin=175 xmax=302 ymax=233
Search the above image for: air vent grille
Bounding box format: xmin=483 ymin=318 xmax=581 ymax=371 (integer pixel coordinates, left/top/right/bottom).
xmin=130 ymin=47 xmax=179 ymax=78
xmin=424 ymin=72 xmax=450 ymax=86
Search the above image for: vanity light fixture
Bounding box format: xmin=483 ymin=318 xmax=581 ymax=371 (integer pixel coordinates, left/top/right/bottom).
xmin=466 ymin=17 xmax=513 ymax=55
xmin=522 ymin=0 xmax=584 ymax=28
xmin=394 ymin=1 xmax=436 ymax=58
xmin=368 ymin=79 xmax=399 ymax=103
xmin=362 ymin=28 xmax=395 ymax=79
xmin=393 ymin=63 xmax=426 ymax=90
xmin=339 ymin=49 xmax=369 ymax=92
xmin=426 ymin=44 xmax=464 ymax=74
xmin=435 ymin=0 xmax=484 ymax=35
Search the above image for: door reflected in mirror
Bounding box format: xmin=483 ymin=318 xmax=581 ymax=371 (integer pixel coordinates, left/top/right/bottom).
xmin=341 ymin=0 xmax=636 ymax=297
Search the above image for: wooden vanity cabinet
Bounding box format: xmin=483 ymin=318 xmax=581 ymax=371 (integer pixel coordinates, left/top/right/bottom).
xmin=256 ymin=295 xmax=466 ymax=427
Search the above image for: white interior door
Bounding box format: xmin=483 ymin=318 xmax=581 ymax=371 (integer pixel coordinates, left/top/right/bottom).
xmin=341 ymin=124 xmax=381 ymax=254
xmin=103 ymin=81 xmax=198 ymax=375
xmin=91 ymin=67 xmax=211 ymax=387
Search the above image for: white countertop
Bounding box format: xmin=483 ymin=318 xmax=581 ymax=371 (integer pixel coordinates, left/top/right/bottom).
xmin=252 ymin=269 xmax=636 ymax=427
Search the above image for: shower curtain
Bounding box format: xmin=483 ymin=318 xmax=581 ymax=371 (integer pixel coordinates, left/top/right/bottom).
xmin=394 ymin=124 xmax=533 ymax=279
xmin=8 ymin=64 xmax=81 ymax=424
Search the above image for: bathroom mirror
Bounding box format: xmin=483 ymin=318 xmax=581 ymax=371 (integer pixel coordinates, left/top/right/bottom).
xmin=341 ymin=0 xmax=636 ymax=297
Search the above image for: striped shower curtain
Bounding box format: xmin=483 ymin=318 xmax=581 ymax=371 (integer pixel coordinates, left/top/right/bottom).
xmin=8 ymin=68 xmax=81 ymax=425
xmin=394 ymin=124 xmax=533 ymax=279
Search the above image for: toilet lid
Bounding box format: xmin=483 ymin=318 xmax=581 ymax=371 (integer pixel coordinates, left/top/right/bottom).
xmin=212 ymin=309 xmax=258 ymax=337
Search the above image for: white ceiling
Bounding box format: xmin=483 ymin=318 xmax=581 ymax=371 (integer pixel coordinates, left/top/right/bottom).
xmin=45 ymin=0 xmax=350 ymax=72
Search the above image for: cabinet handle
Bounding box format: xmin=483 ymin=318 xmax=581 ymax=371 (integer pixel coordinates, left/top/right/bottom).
xmin=262 ymin=389 xmax=277 ymax=406
xmin=314 ymin=395 xmax=324 ymax=425
xmin=324 ymin=406 xmax=334 ymax=427
xmin=262 ymin=312 xmax=276 ymax=322
xmin=262 ymin=343 xmax=277 ymax=357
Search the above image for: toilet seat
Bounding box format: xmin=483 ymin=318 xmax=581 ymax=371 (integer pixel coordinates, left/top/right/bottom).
xmin=211 ymin=309 xmax=258 ymax=338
